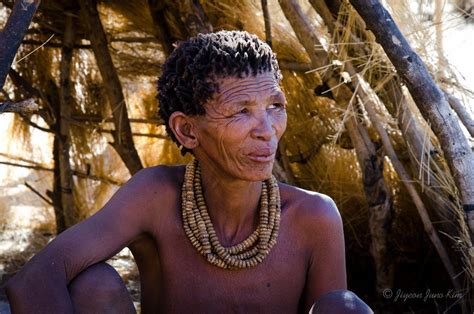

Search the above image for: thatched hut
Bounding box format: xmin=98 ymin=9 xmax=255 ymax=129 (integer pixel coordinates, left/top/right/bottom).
xmin=0 ymin=0 xmax=473 ymax=312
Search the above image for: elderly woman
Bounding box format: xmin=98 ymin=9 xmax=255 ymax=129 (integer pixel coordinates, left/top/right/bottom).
xmin=6 ymin=30 xmax=372 ymax=313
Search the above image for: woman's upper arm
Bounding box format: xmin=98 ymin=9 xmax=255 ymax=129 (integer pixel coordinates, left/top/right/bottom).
xmin=10 ymin=167 xmax=160 ymax=286
xmin=301 ymin=195 xmax=347 ymax=312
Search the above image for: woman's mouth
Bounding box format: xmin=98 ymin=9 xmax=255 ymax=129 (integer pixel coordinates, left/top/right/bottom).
xmin=247 ymin=151 xmax=275 ymax=162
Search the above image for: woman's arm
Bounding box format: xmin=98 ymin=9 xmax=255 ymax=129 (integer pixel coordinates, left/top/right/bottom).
xmin=6 ymin=168 xmax=161 ymax=313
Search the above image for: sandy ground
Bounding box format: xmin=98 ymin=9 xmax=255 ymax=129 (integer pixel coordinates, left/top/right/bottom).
xmin=0 ymin=228 xmax=141 ymax=313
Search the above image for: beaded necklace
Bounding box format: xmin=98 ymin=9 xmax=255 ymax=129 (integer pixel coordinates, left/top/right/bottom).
xmin=181 ymin=159 xmax=281 ymax=269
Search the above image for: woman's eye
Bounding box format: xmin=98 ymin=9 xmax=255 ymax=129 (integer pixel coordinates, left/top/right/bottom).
xmin=238 ymin=108 xmax=249 ymax=114
xmin=269 ymin=103 xmax=285 ymax=110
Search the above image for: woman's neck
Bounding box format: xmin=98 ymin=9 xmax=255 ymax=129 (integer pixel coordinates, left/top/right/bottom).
xmin=197 ymin=159 xmax=263 ymax=245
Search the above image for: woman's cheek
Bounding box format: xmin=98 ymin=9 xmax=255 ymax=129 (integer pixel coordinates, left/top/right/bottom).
xmin=271 ymin=110 xmax=287 ymax=126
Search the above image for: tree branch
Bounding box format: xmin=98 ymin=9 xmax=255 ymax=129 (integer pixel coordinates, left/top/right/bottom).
xmin=445 ymin=92 xmax=474 ymax=138
xmin=0 ymin=160 xmax=52 ymax=171
xmin=261 ymin=0 xmax=272 ymax=48
xmin=0 ymin=159 xmax=122 ymax=185
xmin=24 ymin=181 xmax=54 ymax=206
xmin=78 ymin=0 xmax=143 ymax=175
xmin=0 ymin=0 xmax=41 ymax=89
xmin=349 ymin=0 xmax=474 ymax=241
xmin=0 ymin=98 xmax=38 ymax=114
xmin=17 ymin=112 xmax=55 ymax=133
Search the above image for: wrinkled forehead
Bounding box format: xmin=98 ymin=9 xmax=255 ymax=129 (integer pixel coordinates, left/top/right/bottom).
xmin=209 ymin=71 xmax=283 ymax=104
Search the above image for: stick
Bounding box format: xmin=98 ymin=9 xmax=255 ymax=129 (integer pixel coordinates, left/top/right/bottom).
xmin=78 ymin=0 xmax=143 ymax=175
xmin=0 ymin=98 xmax=38 ymax=114
xmin=0 ymin=0 xmax=41 ymax=89
xmin=349 ymin=0 xmax=474 ymax=240
xmin=24 ymin=181 xmax=53 ymax=206
xmin=0 ymin=160 xmax=52 ymax=172
xmin=0 ymin=160 xmax=123 ymax=185
xmin=359 ymin=76 xmax=461 ymax=290
xmin=445 ymin=92 xmax=474 ymax=138
xmin=261 ymin=0 xmax=272 ymax=48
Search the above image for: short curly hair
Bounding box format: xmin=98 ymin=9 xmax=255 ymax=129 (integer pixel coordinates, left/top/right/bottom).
xmin=157 ymin=30 xmax=282 ymax=152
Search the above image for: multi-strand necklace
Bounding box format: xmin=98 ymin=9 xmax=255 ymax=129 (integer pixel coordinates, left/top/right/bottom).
xmin=181 ymin=159 xmax=281 ymax=269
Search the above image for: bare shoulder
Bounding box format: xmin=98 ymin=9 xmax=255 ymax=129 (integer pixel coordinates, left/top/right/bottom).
xmin=102 ymin=164 xmax=185 ymax=233
xmin=124 ymin=164 xmax=185 ymax=202
xmin=279 ymin=182 xmax=341 ymax=226
xmin=130 ymin=164 xmax=184 ymax=189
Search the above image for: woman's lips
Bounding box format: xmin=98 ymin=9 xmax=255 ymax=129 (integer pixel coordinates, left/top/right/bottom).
xmin=247 ymin=151 xmax=275 ymax=162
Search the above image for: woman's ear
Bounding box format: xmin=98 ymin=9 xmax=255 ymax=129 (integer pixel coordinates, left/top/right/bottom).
xmin=168 ymin=112 xmax=198 ymax=150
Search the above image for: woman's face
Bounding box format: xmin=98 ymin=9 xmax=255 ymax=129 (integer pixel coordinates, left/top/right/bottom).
xmin=192 ymin=71 xmax=287 ymax=182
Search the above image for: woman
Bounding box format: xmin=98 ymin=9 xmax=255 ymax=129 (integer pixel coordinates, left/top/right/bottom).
xmin=7 ymin=30 xmax=372 ymax=313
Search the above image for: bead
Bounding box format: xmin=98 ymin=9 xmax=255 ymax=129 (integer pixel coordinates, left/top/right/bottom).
xmin=181 ymin=159 xmax=280 ymax=269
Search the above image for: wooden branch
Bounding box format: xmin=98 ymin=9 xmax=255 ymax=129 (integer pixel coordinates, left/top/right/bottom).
xmin=68 ymin=118 xmax=168 ymax=139
xmin=445 ymin=92 xmax=474 ymax=138
xmin=278 ymin=61 xmax=312 ymax=72
xmin=287 ymin=137 xmax=328 ymax=163
xmin=72 ymin=170 xmax=123 ymax=186
xmin=349 ymin=0 xmax=474 ymax=240
xmin=18 ymin=112 xmax=55 ymax=133
xmin=308 ymin=0 xmax=337 ymax=34
xmin=261 ymin=0 xmax=272 ymax=48
xmin=176 ymin=0 xmax=212 ymax=36
xmin=0 ymin=0 xmax=41 ymax=89
xmin=8 ymin=68 xmax=56 ymax=125
xmin=70 ymin=114 xmax=162 ymax=125
xmin=57 ymin=13 xmax=76 ymax=228
xmin=310 ymin=1 xmax=469 ymax=273
xmin=0 ymin=159 xmax=122 ymax=185
xmin=0 ymin=98 xmax=38 ymax=114
xmin=0 ymin=160 xmax=52 ymax=171
xmin=148 ymin=0 xmax=175 ymax=56
xmin=21 ymin=39 xmax=91 ymax=49
xmin=0 ymin=152 xmax=47 ymax=166
xmin=24 ymin=181 xmax=53 ymax=206
xmin=278 ymin=0 xmax=395 ymax=297
xmin=359 ymin=77 xmax=461 ymax=290
xmin=78 ymin=0 xmax=143 ymax=176
xmin=21 ymin=36 xmax=158 ymax=49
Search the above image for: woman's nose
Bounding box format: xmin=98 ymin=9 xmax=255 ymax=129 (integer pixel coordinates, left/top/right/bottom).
xmin=250 ymin=111 xmax=274 ymax=141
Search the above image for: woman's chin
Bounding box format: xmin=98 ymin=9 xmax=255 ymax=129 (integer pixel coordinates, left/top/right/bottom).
xmin=239 ymin=164 xmax=275 ymax=182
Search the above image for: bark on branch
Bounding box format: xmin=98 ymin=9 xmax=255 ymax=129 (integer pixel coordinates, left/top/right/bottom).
xmin=349 ymin=0 xmax=474 ymax=240
xmin=279 ymin=0 xmax=395 ymax=296
xmin=0 ymin=98 xmax=38 ymax=114
xmin=0 ymin=0 xmax=41 ymax=89
xmin=445 ymin=92 xmax=474 ymax=138
xmin=58 ymin=13 xmax=76 ymax=228
xmin=78 ymin=0 xmax=143 ymax=176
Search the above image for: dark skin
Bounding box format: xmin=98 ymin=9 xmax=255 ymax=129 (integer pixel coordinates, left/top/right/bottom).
xmin=6 ymin=72 xmax=346 ymax=313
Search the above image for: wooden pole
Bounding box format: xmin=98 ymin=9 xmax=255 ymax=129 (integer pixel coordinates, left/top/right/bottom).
xmin=58 ymin=13 xmax=76 ymax=228
xmin=358 ymin=77 xmax=461 ymax=290
xmin=445 ymin=93 xmax=474 ymax=138
xmin=349 ymin=0 xmax=474 ymax=241
xmin=278 ymin=0 xmax=394 ymax=296
xmin=0 ymin=99 xmax=38 ymax=114
xmin=78 ymin=0 xmax=143 ymax=176
xmin=176 ymin=0 xmax=212 ymax=36
xmin=148 ymin=0 xmax=175 ymax=56
xmin=310 ymin=0 xmax=471 ymax=288
xmin=0 ymin=0 xmax=41 ymax=89
xmin=261 ymin=0 xmax=272 ymax=48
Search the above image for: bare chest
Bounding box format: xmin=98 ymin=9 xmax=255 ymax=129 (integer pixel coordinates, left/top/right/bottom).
xmin=153 ymin=211 xmax=308 ymax=313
